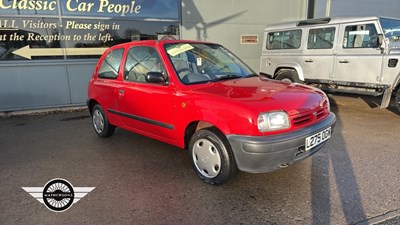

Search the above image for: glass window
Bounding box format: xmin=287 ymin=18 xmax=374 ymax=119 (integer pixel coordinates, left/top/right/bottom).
xmin=0 ymin=1 xmax=58 ymax=16
xmin=307 ymin=27 xmax=335 ymax=49
xmin=266 ymin=30 xmax=302 ymax=50
xmin=380 ymin=18 xmax=400 ymax=48
xmin=124 ymin=46 xmax=165 ymax=83
xmin=0 ymin=17 xmax=62 ymax=60
xmin=343 ymin=24 xmax=378 ymax=48
xmin=60 ymin=0 xmax=179 ymax=19
xmin=0 ymin=1 xmax=181 ymax=62
xmin=98 ymin=48 xmax=124 ymax=79
xmin=165 ymin=43 xmax=255 ymax=85
xmin=62 ymin=19 xmax=179 ymax=59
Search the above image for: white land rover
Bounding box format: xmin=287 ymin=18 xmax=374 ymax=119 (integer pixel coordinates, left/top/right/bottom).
xmin=260 ymin=17 xmax=400 ymax=112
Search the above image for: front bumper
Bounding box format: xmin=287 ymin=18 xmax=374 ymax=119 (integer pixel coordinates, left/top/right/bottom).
xmin=226 ymin=112 xmax=336 ymax=173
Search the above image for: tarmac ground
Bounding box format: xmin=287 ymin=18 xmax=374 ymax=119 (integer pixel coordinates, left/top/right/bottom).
xmin=0 ymin=93 xmax=399 ymax=225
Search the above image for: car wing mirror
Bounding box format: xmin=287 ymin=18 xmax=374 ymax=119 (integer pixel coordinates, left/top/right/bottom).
xmin=146 ymin=72 xmax=167 ymax=85
xmin=377 ymin=34 xmax=384 ymax=49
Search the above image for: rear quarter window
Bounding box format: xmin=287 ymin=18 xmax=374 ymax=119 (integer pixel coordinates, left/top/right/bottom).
xmin=98 ymin=48 xmax=124 ymax=79
xmin=266 ymin=30 xmax=302 ymax=50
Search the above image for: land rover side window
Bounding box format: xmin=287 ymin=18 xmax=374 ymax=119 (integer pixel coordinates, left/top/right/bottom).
xmin=343 ymin=24 xmax=378 ymax=48
xmin=266 ymin=30 xmax=302 ymax=50
xmin=98 ymin=49 xmax=123 ymax=79
xmin=307 ymin=27 xmax=335 ymax=49
xmin=124 ymin=46 xmax=166 ymax=83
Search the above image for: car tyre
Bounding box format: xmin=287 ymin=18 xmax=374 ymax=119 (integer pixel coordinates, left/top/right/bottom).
xmin=395 ymin=87 xmax=400 ymax=113
xmin=91 ymin=104 xmax=115 ymax=138
xmin=189 ymin=127 xmax=237 ymax=185
xmin=276 ymin=69 xmax=301 ymax=83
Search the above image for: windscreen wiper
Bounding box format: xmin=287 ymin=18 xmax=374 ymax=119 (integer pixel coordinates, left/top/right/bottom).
xmin=245 ymin=73 xmax=259 ymax=77
xmin=214 ymin=74 xmax=242 ymax=81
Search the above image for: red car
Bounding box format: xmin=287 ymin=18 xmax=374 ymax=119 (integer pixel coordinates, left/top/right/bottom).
xmin=87 ymin=40 xmax=336 ymax=185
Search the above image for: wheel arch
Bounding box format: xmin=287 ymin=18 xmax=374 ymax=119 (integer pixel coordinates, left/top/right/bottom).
xmin=87 ymin=99 xmax=99 ymax=115
xmin=274 ymin=64 xmax=305 ymax=81
xmin=393 ymin=71 xmax=400 ymax=91
xmin=183 ymin=121 xmax=224 ymax=150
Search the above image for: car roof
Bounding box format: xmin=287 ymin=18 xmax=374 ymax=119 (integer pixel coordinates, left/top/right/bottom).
xmin=109 ymin=39 xmax=218 ymax=50
xmin=264 ymin=16 xmax=400 ymax=31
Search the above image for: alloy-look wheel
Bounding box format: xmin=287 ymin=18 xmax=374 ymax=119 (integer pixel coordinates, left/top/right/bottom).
xmin=189 ymin=127 xmax=237 ymax=185
xmin=91 ymin=104 xmax=115 ymax=138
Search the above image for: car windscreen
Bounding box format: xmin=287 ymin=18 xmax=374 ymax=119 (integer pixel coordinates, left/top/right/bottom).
xmin=380 ymin=18 xmax=400 ymax=48
xmin=164 ymin=43 xmax=256 ymax=85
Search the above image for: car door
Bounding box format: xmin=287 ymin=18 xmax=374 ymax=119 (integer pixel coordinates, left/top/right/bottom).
xmin=333 ymin=21 xmax=384 ymax=84
xmin=302 ymin=25 xmax=338 ymax=81
xmin=92 ymin=48 xmax=125 ymax=125
xmin=114 ymin=44 xmax=178 ymax=144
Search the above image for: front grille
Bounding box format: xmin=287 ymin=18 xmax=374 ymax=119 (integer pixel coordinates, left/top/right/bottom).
xmin=291 ymin=101 xmax=329 ymax=128
xmin=316 ymin=108 xmax=327 ymax=119
xmin=293 ymin=114 xmax=312 ymax=126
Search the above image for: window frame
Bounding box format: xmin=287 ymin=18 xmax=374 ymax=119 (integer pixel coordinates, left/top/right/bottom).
xmin=307 ymin=27 xmax=336 ymax=50
xmin=123 ymin=45 xmax=167 ymax=84
xmin=97 ymin=48 xmax=124 ymax=80
xmin=266 ymin=29 xmax=302 ymax=50
xmin=342 ymin=23 xmax=379 ymax=49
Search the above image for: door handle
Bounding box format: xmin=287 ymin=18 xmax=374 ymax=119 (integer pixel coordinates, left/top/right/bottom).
xmin=118 ymin=89 xmax=125 ymax=97
xmin=339 ymin=60 xmax=349 ymax=64
xmin=305 ymin=59 xmax=314 ymax=63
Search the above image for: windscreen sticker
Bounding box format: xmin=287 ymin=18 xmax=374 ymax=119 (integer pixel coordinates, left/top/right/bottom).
xmin=196 ymin=57 xmax=202 ymax=66
xmin=167 ymin=44 xmax=194 ymax=57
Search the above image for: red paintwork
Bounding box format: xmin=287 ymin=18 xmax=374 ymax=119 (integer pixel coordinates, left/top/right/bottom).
xmin=88 ymin=40 xmax=329 ymax=149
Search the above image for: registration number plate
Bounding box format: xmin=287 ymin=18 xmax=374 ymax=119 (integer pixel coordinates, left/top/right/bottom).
xmin=305 ymin=127 xmax=331 ymax=151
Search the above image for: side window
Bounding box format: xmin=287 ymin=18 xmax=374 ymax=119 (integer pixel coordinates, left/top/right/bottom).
xmin=307 ymin=27 xmax=335 ymax=49
xmin=124 ymin=46 xmax=166 ymax=83
xmin=98 ymin=49 xmax=124 ymax=79
xmin=343 ymin=23 xmax=378 ymax=48
xmin=266 ymin=30 xmax=302 ymax=50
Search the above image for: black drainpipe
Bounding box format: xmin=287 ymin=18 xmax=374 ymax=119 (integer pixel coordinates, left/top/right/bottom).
xmin=308 ymin=0 xmax=315 ymax=19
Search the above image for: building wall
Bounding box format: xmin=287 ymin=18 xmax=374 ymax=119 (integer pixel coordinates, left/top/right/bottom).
xmin=315 ymin=0 xmax=400 ymax=18
xmin=181 ymin=0 xmax=308 ymax=71
xmin=2 ymin=0 xmax=397 ymax=112
xmin=0 ymin=0 xmax=180 ymax=112
xmin=0 ymin=61 xmax=95 ymax=111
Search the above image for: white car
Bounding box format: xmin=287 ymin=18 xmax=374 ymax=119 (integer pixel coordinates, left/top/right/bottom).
xmin=260 ymin=16 xmax=400 ymax=112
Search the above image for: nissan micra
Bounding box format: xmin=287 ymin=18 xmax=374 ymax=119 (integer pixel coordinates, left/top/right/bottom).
xmin=87 ymin=40 xmax=336 ymax=185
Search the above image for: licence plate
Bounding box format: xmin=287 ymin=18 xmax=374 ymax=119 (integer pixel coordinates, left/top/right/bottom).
xmin=305 ymin=127 xmax=331 ymax=151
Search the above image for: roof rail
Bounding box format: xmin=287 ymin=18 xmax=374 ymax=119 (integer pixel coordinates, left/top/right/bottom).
xmin=296 ymin=17 xmax=331 ymax=26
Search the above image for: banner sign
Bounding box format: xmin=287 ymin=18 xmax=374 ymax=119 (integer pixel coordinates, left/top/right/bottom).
xmin=0 ymin=0 xmax=180 ymax=60
xmin=0 ymin=0 xmax=179 ymax=19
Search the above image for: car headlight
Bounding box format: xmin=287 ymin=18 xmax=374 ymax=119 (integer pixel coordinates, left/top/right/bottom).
xmin=257 ymin=111 xmax=290 ymax=132
xmin=309 ymin=85 xmax=331 ymax=112
xmin=322 ymin=92 xmax=331 ymax=112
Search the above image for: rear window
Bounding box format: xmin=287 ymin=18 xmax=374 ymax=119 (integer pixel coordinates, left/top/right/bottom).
xmin=98 ymin=49 xmax=124 ymax=79
xmin=266 ymin=30 xmax=302 ymax=50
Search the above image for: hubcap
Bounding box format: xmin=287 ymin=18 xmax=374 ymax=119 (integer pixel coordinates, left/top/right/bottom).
xmin=92 ymin=109 xmax=105 ymax=134
xmin=192 ymin=139 xmax=221 ymax=178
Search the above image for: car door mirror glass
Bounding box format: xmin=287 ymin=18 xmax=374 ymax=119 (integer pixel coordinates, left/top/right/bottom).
xmin=377 ymin=34 xmax=384 ymax=49
xmin=146 ymin=72 xmax=166 ymax=84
